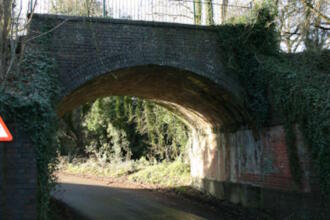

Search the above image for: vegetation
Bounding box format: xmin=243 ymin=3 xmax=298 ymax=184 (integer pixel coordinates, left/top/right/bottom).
xmin=216 ymin=2 xmax=329 ymax=205
xmin=59 ymin=157 xmax=191 ymax=188
xmin=57 ymin=95 xmax=191 ymax=190
xmin=0 ymin=3 xmax=59 ymax=218
xmin=0 ymin=39 xmax=59 ymax=219
xmin=58 ymin=96 xmax=190 ymax=164
xmin=129 ymin=159 xmax=191 ymax=187
xmin=275 ymin=0 xmax=329 ymax=53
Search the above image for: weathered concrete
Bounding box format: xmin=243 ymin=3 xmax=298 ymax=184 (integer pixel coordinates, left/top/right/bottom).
xmin=0 ymin=14 xmax=318 ymax=219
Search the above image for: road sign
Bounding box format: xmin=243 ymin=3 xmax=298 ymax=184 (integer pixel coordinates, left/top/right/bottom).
xmin=0 ymin=116 xmax=13 ymax=142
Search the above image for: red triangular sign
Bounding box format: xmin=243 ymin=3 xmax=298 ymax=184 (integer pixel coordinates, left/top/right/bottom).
xmin=0 ymin=116 xmax=13 ymax=142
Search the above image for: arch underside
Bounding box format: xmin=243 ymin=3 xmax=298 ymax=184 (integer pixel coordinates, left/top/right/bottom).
xmin=57 ymin=65 xmax=253 ymax=188
xmin=57 ymin=65 xmax=250 ymax=131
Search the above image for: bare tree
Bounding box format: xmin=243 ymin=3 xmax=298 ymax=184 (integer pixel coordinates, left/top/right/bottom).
xmin=0 ymin=0 xmax=33 ymax=82
xmin=276 ymin=0 xmax=329 ymax=52
xmin=302 ymin=0 xmax=329 ymax=51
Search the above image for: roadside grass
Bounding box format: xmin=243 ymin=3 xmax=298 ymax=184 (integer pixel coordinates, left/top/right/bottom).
xmin=58 ymin=157 xmax=191 ymax=188
xmin=128 ymin=160 xmax=191 ymax=187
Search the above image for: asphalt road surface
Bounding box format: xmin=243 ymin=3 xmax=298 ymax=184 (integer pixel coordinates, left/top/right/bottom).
xmin=53 ymin=175 xmax=259 ymax=220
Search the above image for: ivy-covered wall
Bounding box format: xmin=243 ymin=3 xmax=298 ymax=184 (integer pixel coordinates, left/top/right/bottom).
xmin=0 ymin=22 xmax=60 ymax=219
xmin=217 ymin=6 xmax=329 ymax=200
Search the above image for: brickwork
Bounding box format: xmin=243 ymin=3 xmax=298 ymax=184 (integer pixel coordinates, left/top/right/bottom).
xmin=0 ymin=122 xmax=37 ymax=220
xmin=28 ymin=14 xmax=249 ymax=128
xmin=190 ymin=125 xmax=317 ymax=216
xmin=191 ymin=125 xmax=312 ymax=192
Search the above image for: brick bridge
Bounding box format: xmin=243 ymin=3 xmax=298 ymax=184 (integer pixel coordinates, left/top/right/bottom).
xmin=1 ymin=14 xmax=318 ymax=219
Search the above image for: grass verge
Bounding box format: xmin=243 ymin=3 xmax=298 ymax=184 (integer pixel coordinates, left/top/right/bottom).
xmin=58 ymin=157 xmax=191 ymax=188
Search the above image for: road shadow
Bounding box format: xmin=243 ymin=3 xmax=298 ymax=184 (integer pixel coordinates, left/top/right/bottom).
xmin=50 ymin=197 xmax=91 ymax=220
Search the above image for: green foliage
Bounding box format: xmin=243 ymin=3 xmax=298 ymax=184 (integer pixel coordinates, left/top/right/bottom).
xmin=128 ymin=159 xmax=191 ymax=187
xmin=217 ymin=5 xmax=330 ymax=203
xmin=0 ymin=24 xmax=60 ymax=219
xmin=218 ymin=7 xmax=278 ymax=128
xmin=59 ymin=157 xmax=191 ymax=188
xmin=59 ymin=96 xmax=190 ymax=163
xmin=269 ymin=52 xmax=330 ymax=197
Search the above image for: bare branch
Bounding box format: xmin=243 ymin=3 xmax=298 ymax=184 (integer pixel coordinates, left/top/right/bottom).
xmin=303 ymin=0 xmax=330 ymax=23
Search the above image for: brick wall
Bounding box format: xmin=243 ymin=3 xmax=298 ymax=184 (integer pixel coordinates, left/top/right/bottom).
xmin=190 ymin=125 xmax=318 ymax=217
xmin=191 ymin=125 xmax=312 ymax=192
xmin=0 ymin=122 xmax=37 ymax=220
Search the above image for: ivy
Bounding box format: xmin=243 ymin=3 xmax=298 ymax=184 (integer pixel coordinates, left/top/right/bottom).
xmin=0 ymin=22 xmax=60 ymax=219
xmin=217 ymin=5 xmax=330 ymax=206
xmin=77 ymin=96 xmax=190 ymax=162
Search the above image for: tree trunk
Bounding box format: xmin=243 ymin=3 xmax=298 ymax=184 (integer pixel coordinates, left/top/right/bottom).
xmin=221 ymin=0 xmax=228 ymax=24
xmin=194 ymin=0 xmax=202 ymax=24
xmin=205 ymin=0 xmax=214 ymax=25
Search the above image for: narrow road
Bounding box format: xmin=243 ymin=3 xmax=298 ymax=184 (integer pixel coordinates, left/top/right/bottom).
xmin=53 ymin=175 xmax=241 ymax=220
